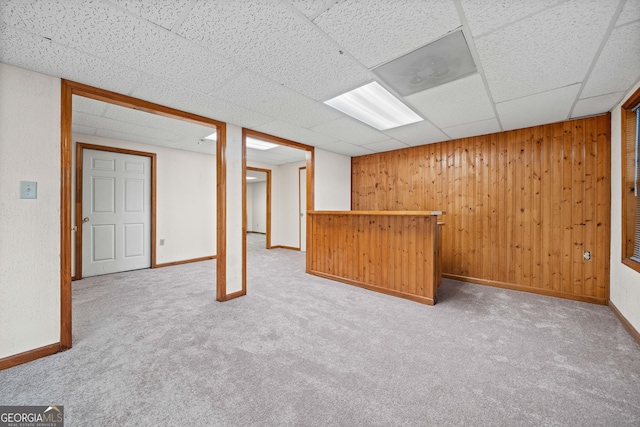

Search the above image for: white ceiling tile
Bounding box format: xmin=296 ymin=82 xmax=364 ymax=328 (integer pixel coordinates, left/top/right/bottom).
xmin=441 ymin=118 xmax=501 ymax=140
xmin=581 ymin=21 xmax=640 ymax=98
xmin=571 ymin=92 xmax=626 ymax=118
xmin=268 ymin=145 xmax=308 ymax=164
xmin=102 ymin=103 xmax=216 ymax=139
xmin=287 ymin=0 xmax=338 ymax=18
xmin=110 ymin=0 xmax=192 ymax=30
xmin=475 ymin=0 xmax=618 ymax=102
xmin=253 ymin=121 xmax=337 ymax=147
xmin=310 ymin=117 xmax=389 ymax=145
xmin=361 ymin=139 xmax=410 ymax=153
xmin=382 ymin=119 xmax=450 ymax=146
xmin=405 ymin=74 xmax=495 ymax=128
xmin=0 ymin=24 xmax=141 ymax=95
xmin=132 ymin=76 xmax=273 ymax=128
xmin=616 ymin=0 xmax=640 ymax=27
xmin=72 ymin=96 xmax=108 ymax=116
xmin=318 ymin=141 xmax=376 ymax=157
xmin=75 ymin=111 xmax=182 ymax=141
xmin=496 ymin=84 xmax=581 ymax=131
xmin=313 ymin=0 xmax=461 ymax=68
xmin=215 ymin=72 xmax=342 ymax=128
xmin=94 ymin=128 xmax=178 ymax=149
xmin=72 ymin=124 xmax=97 ymax=135
xmin=176 ymin=0 xmax=372 ymax=101
xmin=461 ymin=0 xmax=562 ymax=37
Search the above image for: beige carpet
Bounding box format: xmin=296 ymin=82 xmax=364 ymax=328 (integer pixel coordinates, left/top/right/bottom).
xmin=1 ymin=233 xmax=639 ymax=426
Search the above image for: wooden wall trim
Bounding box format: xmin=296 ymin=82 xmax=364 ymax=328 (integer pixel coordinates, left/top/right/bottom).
xmin=216 ymin=125 xmax=227 ymax=301
xmin=351 ymin=115 xmax=611 ymax=304
xmin=75 ymin=143 xmax=157 ymax=280
xmin=271 ymin=245 xmax=301 ymax=251
xmin=154 ymin=255 xmax=216 ymax=268
xmin=443 ymin=273 xmax=607 ymax=305
xmin=609 ymin=300 xmax=640 ymax=346
xmin=60 ymin=81 xmax=73 ymax=350
xmin=308 ymin=270 xmax=436 ymax=306
xmin=0 ymin=343 xmax=61 ymax=371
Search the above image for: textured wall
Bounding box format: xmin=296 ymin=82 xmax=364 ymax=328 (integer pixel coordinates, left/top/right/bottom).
xmin=0 ymin=64 xmax=61 ymax=358
xmin=610 ymin=79 xmax=640 ymax=331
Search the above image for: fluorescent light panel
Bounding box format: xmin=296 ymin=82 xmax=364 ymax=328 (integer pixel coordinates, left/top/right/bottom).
xmin=246 ymin=137 xmax=279 ymax=150
xmin=246 ymin=176 xmax=257 ymax=180
xmin=324 ymin=81 xmax=423 ymax=130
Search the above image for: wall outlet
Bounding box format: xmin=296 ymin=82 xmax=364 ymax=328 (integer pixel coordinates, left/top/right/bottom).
xmin=159 ymin=239 xmax=165 ymax=246
xmin=583 ymin=251 xmax=591 ymax=261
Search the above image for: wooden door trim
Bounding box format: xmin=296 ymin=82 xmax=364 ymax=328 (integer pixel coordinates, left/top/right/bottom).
xmin=74 ymin=143 xmax=157 ymax=281
xmin=242 ymin=128 xmax=315 ymax=296
xmin=61 ymin=79 xmax=226 ymax=350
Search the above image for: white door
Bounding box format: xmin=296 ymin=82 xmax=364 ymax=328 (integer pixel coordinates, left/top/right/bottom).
xmin=299 ymin=167 xmax=307 ymax=252
xmin=82 ymin=149 xmax=151 ymax=277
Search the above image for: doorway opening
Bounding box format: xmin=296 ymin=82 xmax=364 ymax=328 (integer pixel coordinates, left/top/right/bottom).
xmin=242 ymin=128 xmax=315 ymax=295
xmin=61 ymin=80 xmax=226 ymax=350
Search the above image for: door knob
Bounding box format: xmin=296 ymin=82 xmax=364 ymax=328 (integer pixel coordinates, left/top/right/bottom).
xmin=83 ymin=217 xmax=90 ymax=223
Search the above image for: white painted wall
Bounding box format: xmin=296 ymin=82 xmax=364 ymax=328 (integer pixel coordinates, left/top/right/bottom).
xmin=71 ymin=134 xmax=216 ymax=272
xmin=246 ymin=182 xmax=253 ymax=232
xmin=249 ymin=182 xmax=267 ymax=233
xmin=0 ymin=64 xmax=61 ymax=359
xmin=225 ymin=125 xmax=244 ymax=294
xmin=610 ymin=78 xmax=640 ymax=332
xmin=314 ymin=148 xmax=351 ymax=210
xmin=277 ymin=161 xmax=306 ymax=247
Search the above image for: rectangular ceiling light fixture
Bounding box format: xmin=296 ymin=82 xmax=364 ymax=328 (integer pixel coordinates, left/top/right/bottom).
xmin=246 ymin=136 xmax=279 ymax=150
xmin=324 ymin=81 xmax=423 ymax=130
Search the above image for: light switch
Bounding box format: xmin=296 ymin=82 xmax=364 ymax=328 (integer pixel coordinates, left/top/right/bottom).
xmin=20 ymin=181 xmax=37 ymax=199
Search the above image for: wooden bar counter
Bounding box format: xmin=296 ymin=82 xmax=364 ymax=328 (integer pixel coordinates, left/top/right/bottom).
xmin=307 ymin=211 xmax=443 ymax=305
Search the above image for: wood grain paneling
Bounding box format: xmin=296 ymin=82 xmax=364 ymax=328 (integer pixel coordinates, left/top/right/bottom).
xmin=351 ymin=115 xmax=611 ymax=304
xmin=308 ymin=211 xmax=442 ymax=305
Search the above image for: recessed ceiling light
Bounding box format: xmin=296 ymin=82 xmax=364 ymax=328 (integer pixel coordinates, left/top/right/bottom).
xmin=373 ymin=30 xmax=476 ymax=96
xmin=324 ymin=81 xmax=423 ymax=130
xmin=204 ymin=131 xmax=217 ymax=141
xmin=246 ymin=137 xmax=278 ymax=150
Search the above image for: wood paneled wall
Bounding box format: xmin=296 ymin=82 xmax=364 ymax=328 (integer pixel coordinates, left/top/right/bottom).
xmin=351 ymin=115 xmax=611 ymax=304
xmin=308 ymin=212 xmax=442 ymax=305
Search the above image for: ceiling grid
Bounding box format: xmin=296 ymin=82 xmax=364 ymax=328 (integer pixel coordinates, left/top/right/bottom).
xmin=0 ymin=0 xmax=638 ymax=162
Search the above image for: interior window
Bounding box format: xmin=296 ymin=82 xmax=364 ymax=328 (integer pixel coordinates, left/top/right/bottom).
xmin=622 ymin=86 xmax=640 ymax=272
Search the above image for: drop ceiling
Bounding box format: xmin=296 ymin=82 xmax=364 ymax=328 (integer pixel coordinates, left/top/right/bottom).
xmin=2 ymin=0 xmax=639 ymax=160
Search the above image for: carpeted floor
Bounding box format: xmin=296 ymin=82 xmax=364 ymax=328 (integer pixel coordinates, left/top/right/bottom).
xmin=1 ymin=233 xmax=639 ymax=426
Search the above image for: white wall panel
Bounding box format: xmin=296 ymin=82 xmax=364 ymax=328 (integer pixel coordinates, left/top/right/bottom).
xmin=0 ymin=63 xmax=61 ymax=359
xmin=609 ymin=78 xmax=640 ymax=332
xmin=314 ymin=148 xmax=351 ymax=211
